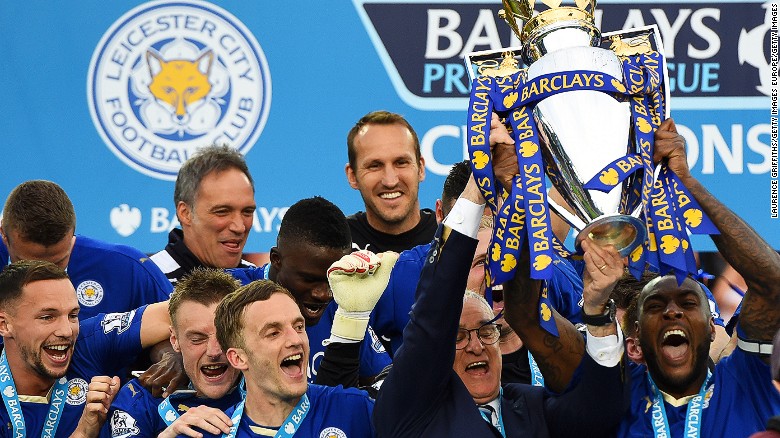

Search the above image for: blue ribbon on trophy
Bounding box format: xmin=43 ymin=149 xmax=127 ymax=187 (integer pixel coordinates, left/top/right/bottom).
xmin=465 ymin=0 xmax=723 ymax=336
xmin=470 ymin=69 xmax=633 ymax=336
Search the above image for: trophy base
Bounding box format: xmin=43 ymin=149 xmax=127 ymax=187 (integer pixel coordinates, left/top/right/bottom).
xmin=574 ymin=215 xmax=646 ymax=258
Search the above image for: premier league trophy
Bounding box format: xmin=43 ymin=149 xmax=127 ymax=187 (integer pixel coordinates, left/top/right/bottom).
xmin=466 ymin=0 xmax=715 ymax=301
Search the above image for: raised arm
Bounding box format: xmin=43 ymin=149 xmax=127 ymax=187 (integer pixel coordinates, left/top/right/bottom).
xmin=315 ymin=250 xmax=398 ymax=388
xmin=140 ymin=300 xmax=173 ymax=348
xmin=654 ymin=118 xmax=780 ymax=342
xmin=493 ymin=120 xmax=624 ymax=390
xmin=503 ymin=238 xmax=624 ymax=392
xmin=374 ymin=177 xmax=481 ymax=436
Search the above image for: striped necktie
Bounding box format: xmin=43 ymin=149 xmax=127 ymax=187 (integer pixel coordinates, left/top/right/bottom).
xmin=478 ymin=404 xmax=497 ymax=428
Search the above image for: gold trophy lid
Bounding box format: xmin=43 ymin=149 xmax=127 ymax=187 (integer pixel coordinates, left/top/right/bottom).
xmin=500 ymin=0 xmax=599 ymax=50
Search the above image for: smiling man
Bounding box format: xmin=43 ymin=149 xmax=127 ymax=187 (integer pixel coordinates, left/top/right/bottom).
xmin=0 ymin=260 xmax=171 ymax=437
xmin=344 ymin=111 xmax=437 ymax=253
xmin=374 ymin=175 xmax=630 ymax=437
xmin=152 ymin=145 xmax=256 ymax=284
xmin=107 ymin=268 xmax=243 ymax=438
xmin=613 ymin=119 xmax=780 ymax=437
xmin=197 ymin=280 xmax=375 ymax=437
xmin=228 ymin=196 xmax=391 ymax=383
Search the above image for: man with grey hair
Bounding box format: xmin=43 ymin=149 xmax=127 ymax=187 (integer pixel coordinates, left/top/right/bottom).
xmin=374 ymin=173 xmax=629 ymax=437
xmin=145 ymin=145 xmax=255 ymax=399
xmin=152 ymin=145 xmax=257 ymax=284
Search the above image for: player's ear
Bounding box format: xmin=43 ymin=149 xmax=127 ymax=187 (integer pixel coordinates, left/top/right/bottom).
xmin=177 ymin=201 xmax=192 ymax=227
xmin=227 ymin=347 xmax=249 ymax=371
xmin=345 ymin=163 xmax=359 ymax=190
xmin=0 ymin=311 xmax=12 ymax=338
xmin=169 ymin=326 xmax=180 ymax=353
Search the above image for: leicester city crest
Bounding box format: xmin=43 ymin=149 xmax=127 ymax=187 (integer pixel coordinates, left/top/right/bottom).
xmin=87 ymin=1 xmax=272 ymax=180
xmin=76 ymin=280 xmax=104 ymax=307
xmin=319 ymin=427 xmax=347 ymax=438
xmin=66 ymin=378 xmax=89 ymax=406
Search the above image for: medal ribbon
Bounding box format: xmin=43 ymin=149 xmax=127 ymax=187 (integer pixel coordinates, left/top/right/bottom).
xmin=647 ymin=370 xmax=711 ymax=438
xmin=158 ymin=394 xmax=183 ymax=426
xmin=477 ymin=387 xmax=506 ymax=437
xmin=0 ymin=350 xmax=69 ymax=438
xmin=159 ymin=377 xmax=247 ymax=426
xmin=223 ymin=393 xmax=310 ymax=438
xmin=528 ymin=351 xmax=545 ymax=387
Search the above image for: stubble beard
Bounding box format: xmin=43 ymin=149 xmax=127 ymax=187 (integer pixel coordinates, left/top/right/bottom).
xmin=19 ymin=344 xmax=68 ymax=380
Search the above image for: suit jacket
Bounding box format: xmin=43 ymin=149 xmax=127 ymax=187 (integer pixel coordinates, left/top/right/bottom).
xmin=373 ymin=225 xmax=629 ymax=437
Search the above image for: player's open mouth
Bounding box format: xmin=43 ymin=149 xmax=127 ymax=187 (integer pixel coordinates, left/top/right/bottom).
xmin=379 ymin=192 xmax=402 ymax=200
xmin=280 ymin=353 xmax=304 ymax=378
xmin=200 ymin=364 xmax=229 ymax=379
xmin=43 ymin=344 xmax=72 ymax=364
xmin=465 ymin=361 xmax=489 ymax=376
xmin=301 ymin=302 xmax=328 ymax=321
xmin=660 ymin=329 xmax=689 ymax=363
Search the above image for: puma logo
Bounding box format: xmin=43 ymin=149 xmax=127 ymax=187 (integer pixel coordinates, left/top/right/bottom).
xmin=127 ymin=383 xmax=138 ymax=397
xmin=643 ymin=396 xmax=652 ymax=413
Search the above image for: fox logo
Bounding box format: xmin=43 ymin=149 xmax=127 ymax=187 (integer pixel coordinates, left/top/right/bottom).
xmin=88 ymin=2 xmax=270 ymax=180
xmin=147 ymin=50 xmax=214 ymax=126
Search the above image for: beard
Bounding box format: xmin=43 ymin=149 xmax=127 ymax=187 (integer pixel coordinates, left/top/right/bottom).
xmin=19 ymin=343 xmax=69 ymax=380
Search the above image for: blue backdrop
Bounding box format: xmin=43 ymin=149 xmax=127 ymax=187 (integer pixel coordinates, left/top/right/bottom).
xmin=0 ymin=0 xmax=775 ymax=254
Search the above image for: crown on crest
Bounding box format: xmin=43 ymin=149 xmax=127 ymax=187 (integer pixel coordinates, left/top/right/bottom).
xmin=499 ymin=0 xmax=598 ymax=44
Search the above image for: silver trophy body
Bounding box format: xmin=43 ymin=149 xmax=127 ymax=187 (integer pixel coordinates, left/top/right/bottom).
xmin=524 ymin=15 xmax=645 ymax=256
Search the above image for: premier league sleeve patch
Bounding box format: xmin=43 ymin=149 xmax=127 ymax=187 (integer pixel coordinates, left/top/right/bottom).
xmin=110 ymin=410 xmax=141 ymax=438
xmin=367 ymin=326 xmax=386 ymax=354
xmin=101 ymin=310 xmax=137 ymax=335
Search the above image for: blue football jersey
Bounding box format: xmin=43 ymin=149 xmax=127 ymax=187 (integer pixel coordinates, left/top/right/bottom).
xmin=619 ymin=348 xmax=780 ymax=437
xmin=0 ymin=308 xmax=147 ymax=437
xmin=190 ymin=384 xmax=374 ymax=438
xmin=371 ymin=243 xmax=584 ymax=355
xmin=107 ymin=378 xmax=243 ymax=437
xmin=227 ymin=265 xmax=391 ymax=381
xmin=0 ymin=236 xmax=172 ymax=321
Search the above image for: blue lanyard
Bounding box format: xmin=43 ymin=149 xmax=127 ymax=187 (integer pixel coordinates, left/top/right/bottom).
xmin=223 ymin=393 xmax=310 ymax=438
xmin=0 ymin=350 xmax=69 ymax=438
xmin=159 ymin=378 xmax=246 ymax=426
xmin=647 ymin=370 xmax=711 ymax=438
xmin=528 ymin=351 xmax=545 ymax=387
xmin=477 ymin=388 xmax=506 ymax=438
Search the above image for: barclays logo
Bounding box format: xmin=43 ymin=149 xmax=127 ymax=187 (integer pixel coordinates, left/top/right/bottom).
xmin=354 ymin=0 xmax=771 ymax=110
xmin=110 ymin=204 xmax=142 ymax=237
